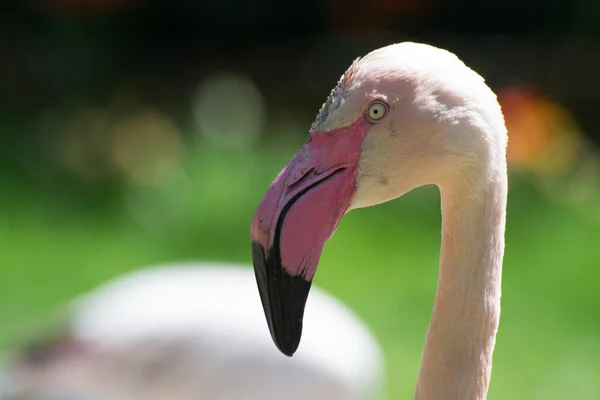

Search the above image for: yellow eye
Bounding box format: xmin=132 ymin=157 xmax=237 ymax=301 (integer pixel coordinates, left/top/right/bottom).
xmin=367 ymin=102 xmax=387 ymax=122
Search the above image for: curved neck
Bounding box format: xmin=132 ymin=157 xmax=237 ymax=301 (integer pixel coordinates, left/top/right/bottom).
xmin=414 ymin=170 xmax=507 ymax=400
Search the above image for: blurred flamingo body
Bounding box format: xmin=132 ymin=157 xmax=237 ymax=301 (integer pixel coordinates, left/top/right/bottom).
xmin=0 ymin=262 xmax=384 ymax=400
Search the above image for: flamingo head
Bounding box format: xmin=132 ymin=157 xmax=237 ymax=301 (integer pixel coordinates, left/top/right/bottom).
xmin=250 ymin=42 xmax=507 ymax=356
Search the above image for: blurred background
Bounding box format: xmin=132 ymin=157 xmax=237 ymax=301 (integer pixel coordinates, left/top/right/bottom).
xmin=1 ymin=0 xmax=599 ymax=398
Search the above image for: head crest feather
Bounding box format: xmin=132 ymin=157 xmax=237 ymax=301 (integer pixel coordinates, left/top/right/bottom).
xmin=310 ymin=57 xmax=361 ymax=132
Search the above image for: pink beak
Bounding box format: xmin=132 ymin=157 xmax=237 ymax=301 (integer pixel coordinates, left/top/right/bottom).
xmin=250 ymin=118 xmax=371 ymax=356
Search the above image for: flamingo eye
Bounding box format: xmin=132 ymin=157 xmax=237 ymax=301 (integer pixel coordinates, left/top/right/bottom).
xmin=367 ymin=102 xmax=387 ymax=122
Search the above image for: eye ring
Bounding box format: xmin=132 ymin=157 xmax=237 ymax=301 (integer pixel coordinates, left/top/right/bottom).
xmin=366 ymin=101 xmax=388 ymax=123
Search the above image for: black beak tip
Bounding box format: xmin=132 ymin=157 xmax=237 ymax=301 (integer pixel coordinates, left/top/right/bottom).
xmin=275 ymin=337 xmax=299 ymax=357
xmin=251 ymin=240 xmax=313 ymax=357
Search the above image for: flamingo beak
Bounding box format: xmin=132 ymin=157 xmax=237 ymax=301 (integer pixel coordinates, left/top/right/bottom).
xmin=250 ymin=120 xmax=370 ymax=356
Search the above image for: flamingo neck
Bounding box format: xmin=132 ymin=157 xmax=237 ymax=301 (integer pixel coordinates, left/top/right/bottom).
xmin=414 ymin=169 xmax=507 ymax=400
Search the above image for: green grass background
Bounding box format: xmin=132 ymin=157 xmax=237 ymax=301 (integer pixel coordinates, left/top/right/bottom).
xmin=1 ymin=143 xmax=599 ymax=399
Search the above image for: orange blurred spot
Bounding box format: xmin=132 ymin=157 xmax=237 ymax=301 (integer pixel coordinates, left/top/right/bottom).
xmin=498 ymin=87 xmax=581 ymax=174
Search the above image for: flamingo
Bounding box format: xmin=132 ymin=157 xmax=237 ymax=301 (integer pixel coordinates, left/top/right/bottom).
xmin=251 ymin=42 xmax=508 ymax=400
xmin=0 ymin=262 xmax=384 ymax=400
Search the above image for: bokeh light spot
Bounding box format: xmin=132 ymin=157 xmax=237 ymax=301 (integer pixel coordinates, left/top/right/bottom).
xmin=59 ymin=108 xmax=113 ymax=182
xmin=499 ymin=87 xmax=581 ymax=174
xmin=192 ymin=71 xmax=266 ymax=151
xmin=110 ymin=110 xmax=185 ymax=188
